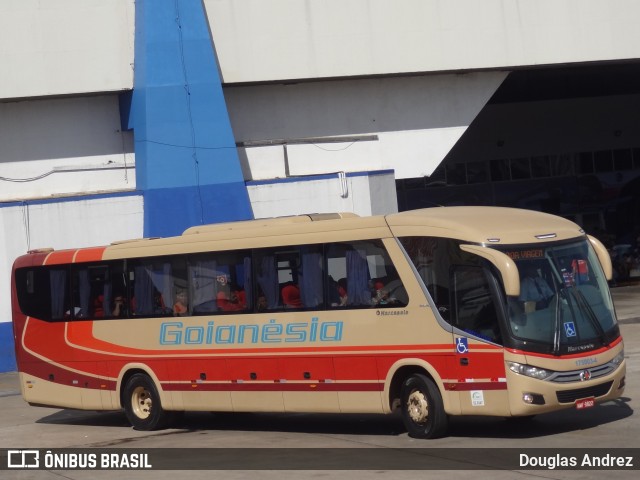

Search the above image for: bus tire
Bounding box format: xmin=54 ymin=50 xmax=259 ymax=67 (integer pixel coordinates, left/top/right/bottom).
xmin=123 ymin=373 xmax=168 ymax=431
xmin=400 ymin=373 xmax=448 ymax=439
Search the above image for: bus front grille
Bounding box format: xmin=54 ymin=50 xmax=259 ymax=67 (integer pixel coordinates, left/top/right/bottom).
xmin=556 ymin=381 xmax=614 ymax=403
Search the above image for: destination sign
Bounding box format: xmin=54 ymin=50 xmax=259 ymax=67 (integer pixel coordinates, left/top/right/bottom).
xmin=504 ymin=249 xmax=544 ymax=260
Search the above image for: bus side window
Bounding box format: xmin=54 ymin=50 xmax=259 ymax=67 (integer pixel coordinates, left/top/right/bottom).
xmin=451 ymin=265 xmax=501 ymax=344
xmin=326 ymin=243 xmax=369 ymax=307
xmin=326 ymin=240 xmax=406 ymax=308
xmin=190 ymin=256 xmax=219 ymax=314
xmin=69 ymin=262 xmax=129 ymax=320
xmin=50 ymin=268 xmax=69 ymax=320
xmin=189 ymin=251 xmax=251 ymax=314
xmin=254 ymin=251 xmax=280 ymax=310
xmin=298 ymin=245 xmax=324 ymax=309
xmin=400 ymin=237 xmax=450 ymax=319
xmin=15 ymin=267 xmax=68 ymax=322
xmin=130 ymin=257 xmax=185 ymax=317
xmin=254 ymin=245 xmax=323 ymax=311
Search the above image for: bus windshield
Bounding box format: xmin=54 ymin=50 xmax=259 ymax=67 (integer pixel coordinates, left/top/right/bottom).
xmin=497 ymin=238 xmax=619 ymax=355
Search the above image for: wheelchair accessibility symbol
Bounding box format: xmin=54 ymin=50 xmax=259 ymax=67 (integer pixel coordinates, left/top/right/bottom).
xmin=455 ymin=337 xmax=469 ymax=354
xmin=564 ymin=321 xmax=577 ymax=338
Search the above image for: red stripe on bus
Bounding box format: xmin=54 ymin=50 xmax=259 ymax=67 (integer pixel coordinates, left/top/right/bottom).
xmin=73 ymin=247 xmax=106 ymax=263
xmin=43 ymin=250 xmax=76 ymax=266
xmin=19 ymin=359 xmax=117 ymax=391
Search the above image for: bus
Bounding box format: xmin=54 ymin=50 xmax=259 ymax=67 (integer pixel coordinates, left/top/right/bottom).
xmin=11 ymin=207 xmax=626 ymax=439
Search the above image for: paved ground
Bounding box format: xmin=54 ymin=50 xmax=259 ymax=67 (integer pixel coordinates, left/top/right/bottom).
xmin=610 ymin=283 xmax=640 ymax=324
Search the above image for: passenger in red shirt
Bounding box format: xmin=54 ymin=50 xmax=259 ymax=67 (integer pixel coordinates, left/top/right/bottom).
xmin=282 ymin=284 xmax=303 ymax=308
xmin=216 ymin=275 xmax=246 ymax=311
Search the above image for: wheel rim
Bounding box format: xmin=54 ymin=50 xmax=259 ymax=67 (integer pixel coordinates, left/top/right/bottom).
xmin=131 ymin=386 xmax=152 ymax=420
xmin=407 ymin=388 xmax=429 ymax=425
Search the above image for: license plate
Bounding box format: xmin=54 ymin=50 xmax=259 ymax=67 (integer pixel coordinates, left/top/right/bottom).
xmin=575 ymin=397 xmax=595 ymax=410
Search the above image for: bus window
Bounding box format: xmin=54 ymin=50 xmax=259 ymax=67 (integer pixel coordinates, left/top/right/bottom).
xmin=326 ymin=240 xmax=406 ymax=308
xmin=15 ymin=266 xmax=70 ymax=321
xmin=189 ymin=251 xmax=251 ymax=314
xmin=255 ymin=250 xmax=280 ymax=310
xmin=299 ymin=246 xmax=324 ymax=309
xmin=129 ymin=257 xmax=186 ymax=317
xmin=400 ymin=236 xmax=501 ymax=337
xmin=400 ymin=237 xmax=455 ymax=319
xmin=69 ymin=262 xmax=128 ymax=320
xmin=49 ymin=269 xmax=69 ymax=320
xmin=451 ymin=265 xmax=501 ymax=344
xmin=254 ymin=245 xmax=324 ymax=310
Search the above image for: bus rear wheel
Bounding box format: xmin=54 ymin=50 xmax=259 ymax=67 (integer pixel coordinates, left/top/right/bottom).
xmin=123 ymin=373 xmax=168 ymax=431
xmin=400 ymin=374 xmax=448 ymax=439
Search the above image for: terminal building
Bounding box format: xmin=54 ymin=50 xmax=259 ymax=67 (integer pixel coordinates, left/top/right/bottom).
xmin=1 ymin=0 xmax=640 ymax=371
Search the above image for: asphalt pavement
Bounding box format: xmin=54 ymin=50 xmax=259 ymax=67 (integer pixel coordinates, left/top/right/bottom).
xmin=610 ymin=282 xmax=640 ymax=324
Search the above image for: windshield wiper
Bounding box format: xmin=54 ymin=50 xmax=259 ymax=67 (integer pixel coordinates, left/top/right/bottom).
xmin=552 ymin=292 xmax=562 ymax=355
xmin=569 ymin=287 xmax=609 ymax=346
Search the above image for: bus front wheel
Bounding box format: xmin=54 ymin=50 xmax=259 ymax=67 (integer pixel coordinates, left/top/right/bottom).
xmin=123 ymin=373 xmax=168 ymax=431
xmin=400 ymin=374 xmax=448 ymax=439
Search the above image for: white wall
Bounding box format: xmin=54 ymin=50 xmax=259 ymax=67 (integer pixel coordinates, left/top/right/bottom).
xmin=1 ymin=0 xmax=637 ymax=96
xmin=206 ymin=0 xmax=640 ymax=83
xmin=228 ymin=72 xmax=507 ymax=179
xmin=0 ymin=0 xmax=134 ymax=99
xmin=0 ymin=95 xmax=135 ymax=201
xmin=0 ymin=195 xmax=144 ymax=325
xmin=247 ymin=171 xmax=398 ymax=219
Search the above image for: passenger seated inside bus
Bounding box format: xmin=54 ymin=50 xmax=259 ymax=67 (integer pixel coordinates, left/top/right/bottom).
xmin=372 ymin=280 xmax=389 ymax=305
xmin=92 ymin=295 xmax=105 ymax=318
xmin=173 ymin=289 xmax=188 ymax=316
xmin=217 ymin=282 xmax=246 ymax=311
xmin=336 ymin=278 xmax=348 ymax=306
xmin=372 ymin=277 xmax=408 ymax=306
xmin=111 ymin=293 xmax=127 ymax=318
xmin=281 ymin=283 xmax=303 ymax=308
xmin=519 ymin=265 xmax=553 ymax=311
xmin=256 ymin=294 xmax=268 ymax=312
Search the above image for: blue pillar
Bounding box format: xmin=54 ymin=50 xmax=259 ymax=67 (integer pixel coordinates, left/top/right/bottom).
xmin=129 ymin=0 xmax=253 ymax=238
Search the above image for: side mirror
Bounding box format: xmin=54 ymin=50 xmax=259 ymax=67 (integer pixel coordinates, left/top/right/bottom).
xmin=587 ymin=235 xmax=613 ymax=281
xmin=460 ymin=244 xmax=520 ymax=297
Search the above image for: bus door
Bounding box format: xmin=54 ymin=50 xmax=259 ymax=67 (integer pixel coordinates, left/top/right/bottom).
xmin=449 ymin=264 xmax=508 ymax=415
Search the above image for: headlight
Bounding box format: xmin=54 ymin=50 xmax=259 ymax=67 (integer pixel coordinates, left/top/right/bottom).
xmin=507 ymin=361 xmax=552 ymax=380
xmin=612 ymin=349 xmax=625 ymax=366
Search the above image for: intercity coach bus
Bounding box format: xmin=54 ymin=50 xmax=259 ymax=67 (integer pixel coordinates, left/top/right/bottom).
xmin=11 ymin=207 xmax=626 ymax=438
